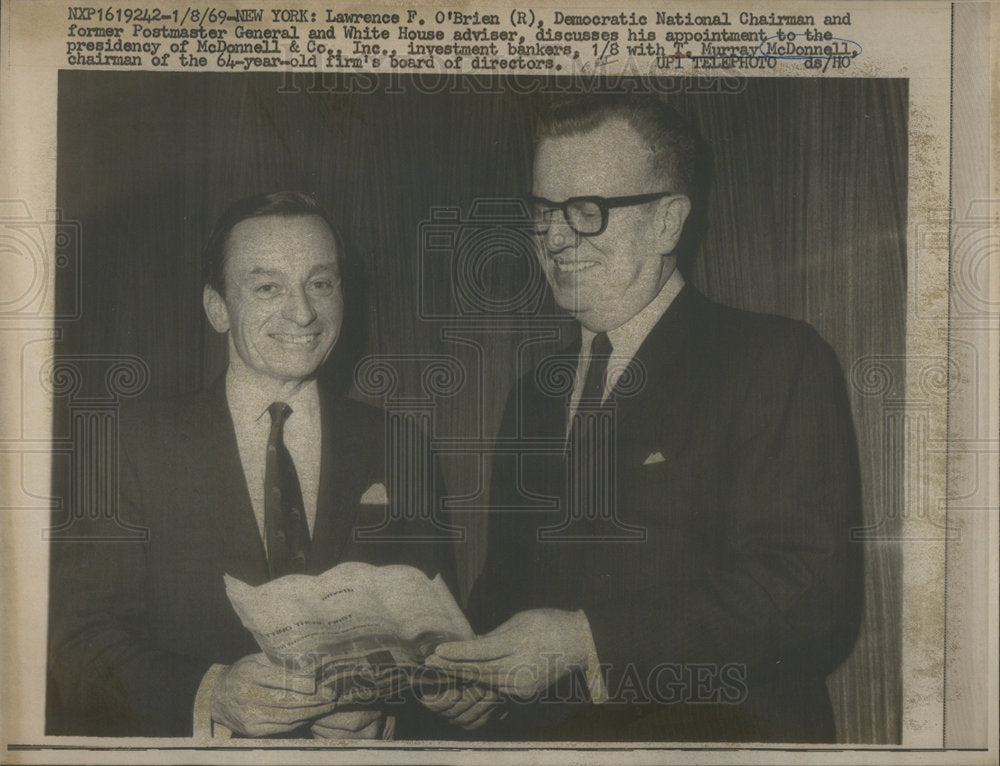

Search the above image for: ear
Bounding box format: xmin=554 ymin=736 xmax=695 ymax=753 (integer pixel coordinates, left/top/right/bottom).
xmin=652 ymin=194 xmax=692 ymax=254
xmin=203 ymin=284 xmax=230 ymax=333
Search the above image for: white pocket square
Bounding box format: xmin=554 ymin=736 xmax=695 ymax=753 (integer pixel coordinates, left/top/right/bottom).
xmin=643 ymin=451 xmax=666 ymax=466
xmin=360 ymin=483 xmax=388 ymax=504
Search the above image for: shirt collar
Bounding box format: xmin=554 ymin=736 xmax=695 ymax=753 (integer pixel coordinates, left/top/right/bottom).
xmin=225 ymin=344 xmax=320 ymax=426
xmin=580 ymin=267 xmax=686 ymax=356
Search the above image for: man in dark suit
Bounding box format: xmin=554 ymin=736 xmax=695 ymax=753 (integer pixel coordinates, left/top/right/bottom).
xmin=47 ymin=191 xmax=455 ymax=737
xmin=425 ymin=95 xmax=863 ymax=742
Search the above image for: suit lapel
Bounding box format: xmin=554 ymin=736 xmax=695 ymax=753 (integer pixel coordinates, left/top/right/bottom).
xmin=310 ymin=393 xmax=371 ymax=571
xmin=549 ymin=330 xmax=582 ymax=439
xmin=180 ymin=376 xmax=270 ymax=585
xmin=609 ymin=285 xmax=706 ymax=457
xmin=180 ymin=381 xmax=374 ymax=581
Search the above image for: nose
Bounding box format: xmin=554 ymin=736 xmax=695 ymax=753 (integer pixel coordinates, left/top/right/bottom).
xmin=282 ymin=287 xmax=317 ymax=326
xmin=542 ymin=211 xmax=577 ymax=253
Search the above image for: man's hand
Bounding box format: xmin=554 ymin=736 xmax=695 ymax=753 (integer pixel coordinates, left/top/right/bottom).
xmin=425 ymin=609 xmax=592 ymax=699
xmin=310 ymin=708 xmax=384 ymax=739
xmin=210 ymin=652 xmax=338 ymax=736
xmin=417 ymin=684 xmax=502 ymax=730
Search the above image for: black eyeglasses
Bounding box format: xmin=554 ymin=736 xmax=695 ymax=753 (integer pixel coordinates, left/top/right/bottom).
xmin=527 ymin=191 xmax=674 ymax=236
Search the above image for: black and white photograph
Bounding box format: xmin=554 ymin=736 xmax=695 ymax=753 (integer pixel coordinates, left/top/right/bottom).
xmin=0 ymin=2 xmax=995 ymax=764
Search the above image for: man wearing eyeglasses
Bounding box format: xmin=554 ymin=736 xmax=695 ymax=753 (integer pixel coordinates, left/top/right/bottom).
xmin=426 ymin=94 xmax=863 ymax=743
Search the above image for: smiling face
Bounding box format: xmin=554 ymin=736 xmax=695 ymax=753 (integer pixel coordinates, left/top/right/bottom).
xmin=532 ymin=118 xmax=690 ymax=332
xmin=203 ymin=214 xmax=343 ymax=386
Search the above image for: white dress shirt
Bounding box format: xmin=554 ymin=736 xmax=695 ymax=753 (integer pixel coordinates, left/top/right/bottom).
xmin=569 ymin=267 xmax=686 ymax=423
xmin=566 ymin=267 xmax=685 ymax=703
xmin=195 ymin=353 xmax=326 ymax=736
xmin=225 ymin=352 xmax=322 ymax=542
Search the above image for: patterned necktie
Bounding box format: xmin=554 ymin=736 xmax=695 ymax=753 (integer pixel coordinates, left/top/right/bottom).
xmin=264 ymin=401 xmax=310 ymax=579
xmin=568 ymin=332 xmax=613 ymax=449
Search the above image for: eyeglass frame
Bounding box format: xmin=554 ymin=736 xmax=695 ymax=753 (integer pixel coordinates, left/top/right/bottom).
xmin=527 ymin=191 xmax=676 ymax=237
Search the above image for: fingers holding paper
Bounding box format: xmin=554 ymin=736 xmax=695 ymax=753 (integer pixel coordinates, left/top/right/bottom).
xmin=210 ymin=652 xmax=339 ymax=737
xmin=417 ymin=683 xmax=503 ymax=730
xmin=426 ymin=609 xmax=593 ymax=699
xmin=310 ymin=707 xmax=386 ymax=739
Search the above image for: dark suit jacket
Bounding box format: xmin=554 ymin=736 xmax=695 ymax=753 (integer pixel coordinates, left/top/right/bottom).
xmin=47 ymin=377 xmax=456 ymax=736
xmin=468 ymin=286 xmax=863 ymax=743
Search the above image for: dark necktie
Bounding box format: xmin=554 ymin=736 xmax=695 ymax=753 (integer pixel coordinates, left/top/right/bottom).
xmin=264 ymin=401 xmax=310 ymax=579
xmin=567 ymin=332 xmax=613 ymax=449
xmin=580 ymin=332 xmax=612 ymax=404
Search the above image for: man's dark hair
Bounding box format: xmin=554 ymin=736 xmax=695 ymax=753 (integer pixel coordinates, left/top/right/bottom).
xmin=534 ymin=93 xmax=712 ymax=273
xmin=202 ymin=190 xmax=367 ymax=394
xmin=202 ymin=190 xmax=345 ymax=294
